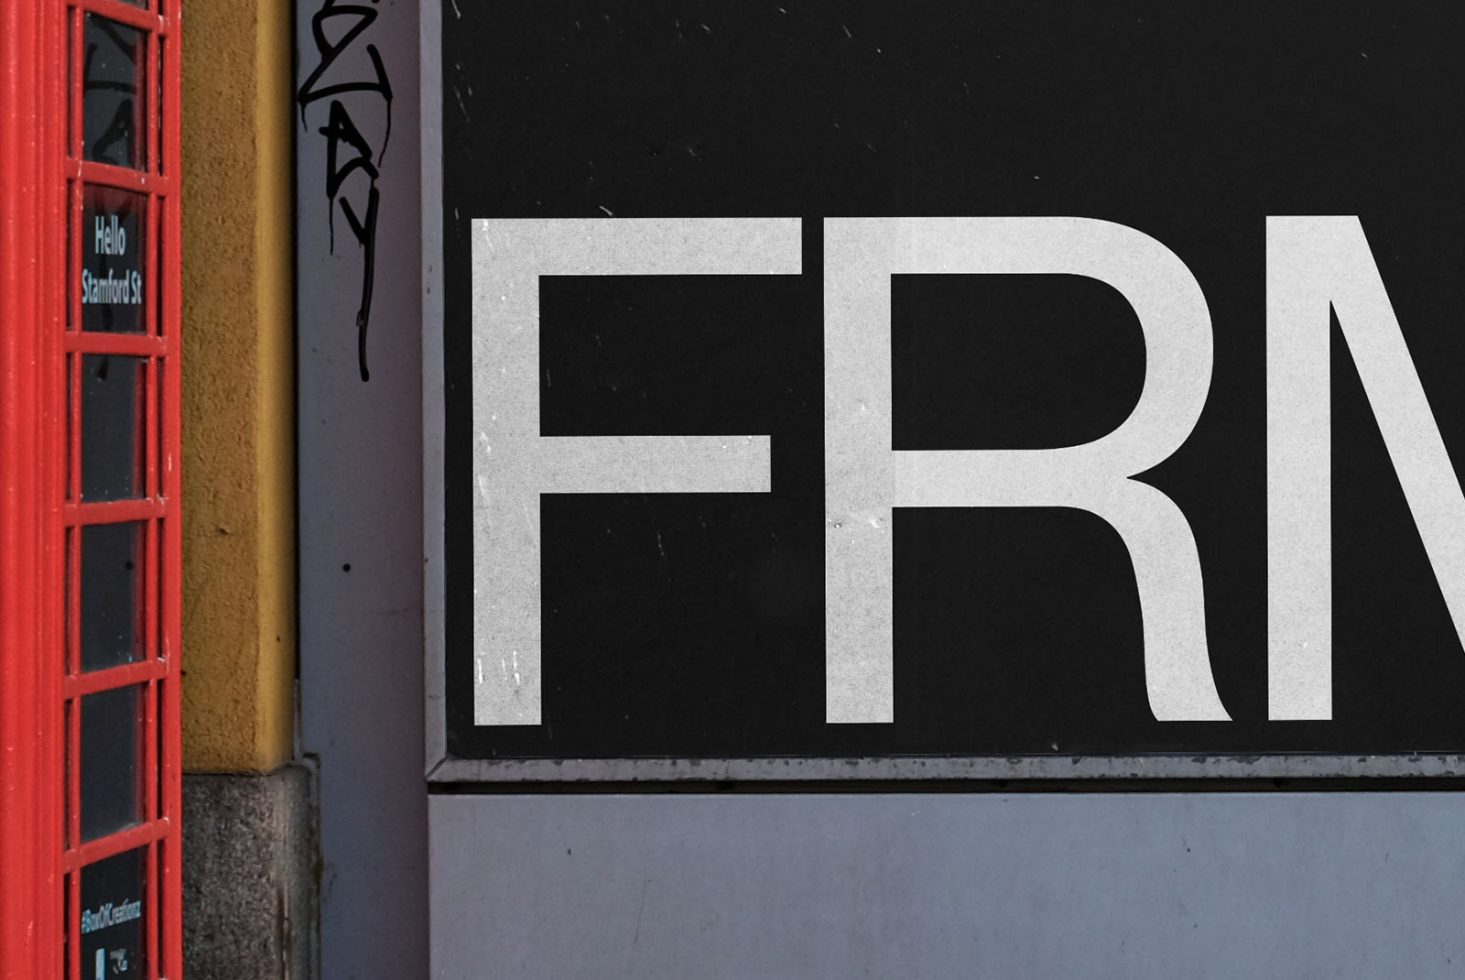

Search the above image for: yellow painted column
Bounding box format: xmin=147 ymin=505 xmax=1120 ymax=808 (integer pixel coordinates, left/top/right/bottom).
xmin=180 ymin=0 xmax=295 ymax=772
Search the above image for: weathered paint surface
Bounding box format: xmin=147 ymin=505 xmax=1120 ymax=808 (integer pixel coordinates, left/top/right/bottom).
xmin=295 ymin=0 xmax=430 ymax=973
xmin=432 ymin=793 xmax=1465 ymax=979
xmin=180 ymin=0 xmax=296 ymax=771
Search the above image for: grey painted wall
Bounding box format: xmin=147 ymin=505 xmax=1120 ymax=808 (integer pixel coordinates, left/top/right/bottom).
xmin=296 ymin=0 xmax=429 ymax=976
xmin=431 ymin=792 xmax=1465 ymax=979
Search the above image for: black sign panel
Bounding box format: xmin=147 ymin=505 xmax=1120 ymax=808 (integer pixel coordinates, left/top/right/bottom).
xmin=439 ymin=2 xmax=1465 ymax=770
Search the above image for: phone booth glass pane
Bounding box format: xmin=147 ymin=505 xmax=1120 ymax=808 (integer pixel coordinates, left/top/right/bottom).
xmin=80 ymin=685 xmax=144 ymax=840
xmin=79 ymin=521 xmax=143 ymax=671
xmin=82 ymin=15 xmax=145 ymax=169
xmin=80 ymin=355 xmax=145 ymax=501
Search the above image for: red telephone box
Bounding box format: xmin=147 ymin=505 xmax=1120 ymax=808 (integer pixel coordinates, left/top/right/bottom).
xmin=1 ymin=1 xmax=181 ymax=976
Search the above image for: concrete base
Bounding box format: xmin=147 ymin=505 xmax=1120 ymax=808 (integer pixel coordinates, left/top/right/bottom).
xmin=183 ymin=764 xmax=317 ymax=979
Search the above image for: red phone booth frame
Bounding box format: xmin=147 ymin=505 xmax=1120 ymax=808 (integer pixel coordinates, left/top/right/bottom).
xmin=1 ymin=0 xmax=181 ymax=976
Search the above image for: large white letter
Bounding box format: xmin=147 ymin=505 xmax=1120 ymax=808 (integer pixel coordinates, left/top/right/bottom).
xmin=1267 ymin=216 xmax=1465 ymax=720
xmin=473 ymin=218 xmax=801 ymax=725
xmin=825 ymin=217 xmax=1229 ymax=723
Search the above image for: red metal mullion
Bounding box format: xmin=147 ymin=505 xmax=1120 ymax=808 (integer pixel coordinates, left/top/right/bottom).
xmin=142 ymin=687 xmax=160 ymax=978
xmin=65 ymin=331 xmax=167 ymax=357
xmin=145 ymin=197 xmax=159 ymax=339
xmin=69 ymin=177 xmax=82 ymax=336
xmin=140 ymin=30 xmax=153 ymax=176
xmin=47 ymin=6 xmax=74 ymax=974
xmin=66 ymin=528 xmax=81 ymax=677
xmin=141 ymin=32 xmax=162 ymax=967
xmin=145 ymin=513 xmax=160 ymax=665
xmin=137 ymin=356 xmax=151 ymax=499
xmin=64 ymin=818 xmax=168 ymax=873
xmin=65 ymin=711 xmax=78 ymax=980
xmin=64 ymin=659 xmax=165 ymax=699
xmin=142 ymin=684 xmax=159 ymax=976
xmin=143 ymin=680 xmax=158 ymax=823
xmin=73 ymin=159 xmax=169 ymax=196
xmin=141 ymin=526 xmax=154 ymax=679
xmin=158 ymin=678 xmax=180 ymax=979
xmin=145 ymin=25 xmax=159 ymax=187
xmin=158 ymin=9 xmax=183 ymax=975
xmin=67 ymin=698 xmax=81 ymax=862
xmin=77 ymin=0 xmax=161 ymax=35
xmin=68 ymin=871 xmax=80 ymax=980
xmin=68 ymin=179 xmax=81 ymax=335
xmin=70 ymin=5 xmax=82 ymax=164
xmin=145 ymin=838 xmax=159 ymax=974
xmin=65 ymin=145 xmax=79 ymax=966
xmin=67 ymin=498 xmax=165 ymax=525
xmin=145 ymin=357 xmax=159 ymax=503
xmin=65 ymin=353 xmax=78 ymax=699
xmin=51 ymin=6 xmax=72 ymax=971
xmin=68 ymin=355 xmax=82 ymax=500
xmin=139 ymin=687 xmax=153 ymax=824
xmin=66 ymin=11 xmax=84 ymax=977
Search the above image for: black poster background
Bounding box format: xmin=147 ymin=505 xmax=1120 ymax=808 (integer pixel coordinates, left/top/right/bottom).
xmin=441 ymin=2 xmax=1465 ymax=761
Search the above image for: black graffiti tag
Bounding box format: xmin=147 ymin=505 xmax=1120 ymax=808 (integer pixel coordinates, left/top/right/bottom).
xmin=298 ymin=0 xmax=393 ymax=382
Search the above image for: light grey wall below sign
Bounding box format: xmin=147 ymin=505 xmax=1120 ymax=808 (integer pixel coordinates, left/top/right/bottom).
xmin=431 ymin=792 xmax=1465 ymax=979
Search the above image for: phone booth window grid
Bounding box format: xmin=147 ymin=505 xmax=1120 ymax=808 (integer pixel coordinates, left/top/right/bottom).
xmin=62 ymin=0 xmax=180 ymax=976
